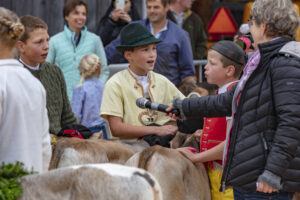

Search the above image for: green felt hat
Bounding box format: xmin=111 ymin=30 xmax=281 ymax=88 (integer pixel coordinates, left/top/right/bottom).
xmin=116 ymin=23 xmax=161 ymax=53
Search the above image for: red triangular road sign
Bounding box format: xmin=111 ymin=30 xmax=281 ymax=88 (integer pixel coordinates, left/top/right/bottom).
xmin=207 ymin=7 xmax=238 ymax=40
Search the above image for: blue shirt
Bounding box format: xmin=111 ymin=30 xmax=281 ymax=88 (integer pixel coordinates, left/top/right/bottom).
xmin=71 ymin=78 xmax=105 ymax=128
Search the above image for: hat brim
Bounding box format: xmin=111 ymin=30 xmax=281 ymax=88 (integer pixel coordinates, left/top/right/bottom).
xmin=116 ymin=37 xmax=162 ymax=53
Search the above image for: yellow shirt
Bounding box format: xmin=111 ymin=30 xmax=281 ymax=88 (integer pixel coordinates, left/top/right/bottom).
xmin=101 ymin=69 xmax=185 ymax=128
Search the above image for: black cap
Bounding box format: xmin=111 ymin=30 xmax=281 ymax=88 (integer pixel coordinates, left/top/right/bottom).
xmin=210 ymin=40 xmax=245 ymax=65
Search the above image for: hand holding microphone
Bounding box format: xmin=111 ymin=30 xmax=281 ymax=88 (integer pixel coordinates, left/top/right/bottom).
xmin=136 ymin=98 xmax=180 ymax=116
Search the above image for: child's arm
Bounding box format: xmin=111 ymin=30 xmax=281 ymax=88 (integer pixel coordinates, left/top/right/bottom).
xmin=178 ymin=141 xmax=225 ymax=163
xmin=108 ymin=115 xmax=178 ymax=138
xmin=178 ymin=119 xmax=231 ymax=163
xmin=57 ymin=67 xmax=77 ymax=126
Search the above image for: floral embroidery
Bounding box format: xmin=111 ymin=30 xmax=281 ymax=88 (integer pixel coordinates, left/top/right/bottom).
xmin=134 ymin=85 xmax=138 ymax=89
xmin=152 ymin=84 xmax=156 ymax=88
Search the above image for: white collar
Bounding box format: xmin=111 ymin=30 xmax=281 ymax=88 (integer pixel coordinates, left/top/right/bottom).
xmin=19 ymin=58 xmax=40 ymax=70
xmin=218 ymin=81 xmax=238 ymax=94
xmin=149 ymin=20 xmax=168 ymax=38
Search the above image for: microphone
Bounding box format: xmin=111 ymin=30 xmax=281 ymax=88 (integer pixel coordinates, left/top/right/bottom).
xmin=136 ymin=98 xmax=180 ymax=116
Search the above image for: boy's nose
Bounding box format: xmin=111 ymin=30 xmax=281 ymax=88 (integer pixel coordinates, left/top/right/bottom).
xmin=204 ymin=64 xmax=208 ymax=70
xmin=150 ymin=50 xmax=156 ymax=57
xmin=44 ymin=42 xmax=49 ymax=49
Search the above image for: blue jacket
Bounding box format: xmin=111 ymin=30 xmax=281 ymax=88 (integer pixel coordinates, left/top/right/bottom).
xmin=47 ymin=25 xmax=108 ymax=99
xmin=105 ymin=19 xmax=195 ymax=86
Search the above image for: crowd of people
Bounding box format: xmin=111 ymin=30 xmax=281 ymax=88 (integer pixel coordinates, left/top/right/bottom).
xmin=0 ymin=0 xmax=300 ymax=199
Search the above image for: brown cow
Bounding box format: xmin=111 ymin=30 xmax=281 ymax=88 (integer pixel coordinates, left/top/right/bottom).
xmin=49 ymin=137 xmax=135 ymax=169
xmin=19 ymin=163 xmax=163 ymax=200
xmin=126 ymin=145 xmax=211 ymax=200
xmin=170 ymin=131 xmax=200 ymax=152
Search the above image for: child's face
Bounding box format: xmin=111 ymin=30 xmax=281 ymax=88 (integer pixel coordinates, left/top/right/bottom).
xmin=65 ymin=5 xmax=87 ymax=33
xmin=204 ymin=50 xmax=229 ymax=87
xmin=18 ymin=28 xmax=49 ymax=66
xmin=125 ymin=44 xmax=157 ymax=76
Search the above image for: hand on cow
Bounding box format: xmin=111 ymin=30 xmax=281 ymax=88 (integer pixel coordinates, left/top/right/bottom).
xmin=156 ymin=125 xmax=178 ymax=136
xmin=165 ymin=106 xmax=180 ymax=119
xmin=177 ymin=147 xmax=198 ymax=163
xmin=256 ymin=181 xmax=278 ymax=193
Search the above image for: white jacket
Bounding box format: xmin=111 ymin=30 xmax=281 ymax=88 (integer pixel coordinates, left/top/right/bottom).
xmin=0 ymin=59 xmax=51 ymax=173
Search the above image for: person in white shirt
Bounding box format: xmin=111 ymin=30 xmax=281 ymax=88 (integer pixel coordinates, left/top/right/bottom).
xmin=0 ymin=7 xmax=51 ymax=173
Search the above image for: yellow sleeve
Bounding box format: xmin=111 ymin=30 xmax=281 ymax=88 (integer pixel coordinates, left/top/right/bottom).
xmin=100 ymin=78 xmax=124 ymax=120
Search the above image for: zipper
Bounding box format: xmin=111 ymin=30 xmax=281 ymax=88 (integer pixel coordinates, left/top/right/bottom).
xmin=260 ymin=132 xmax=268 ymax=158
xmin=221 ymin=110 xmax=241 ymax=191
xmin=220 ymin=64 xmax=262 ymax=192
xmin=222 ymin=181 xmax=226 ymax=193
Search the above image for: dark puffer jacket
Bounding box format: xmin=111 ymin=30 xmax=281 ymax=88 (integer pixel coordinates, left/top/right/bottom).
xmin=96 ymin=3 xmax=140 ymax=46
xmin=179 ymin=37 xmax=300 ymax=192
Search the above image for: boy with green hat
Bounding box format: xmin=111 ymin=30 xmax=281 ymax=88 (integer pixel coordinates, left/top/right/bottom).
xmin=100 ymin=23 xmax=184 ymax=143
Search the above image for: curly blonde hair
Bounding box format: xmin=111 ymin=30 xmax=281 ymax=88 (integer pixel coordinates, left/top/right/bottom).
xmin=0 ymin=7 xmax=24 ymax=47
xmin=78 ymin=54 xmax=102 ymax=80
xmin=251 ymin=0 xmax=300 ymax=39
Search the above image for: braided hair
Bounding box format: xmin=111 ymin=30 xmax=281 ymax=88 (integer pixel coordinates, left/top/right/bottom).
xmin=78 ymin=54 xmax=102 ymax=80
xmin=0 ymin=7 xmax=24 ymax=47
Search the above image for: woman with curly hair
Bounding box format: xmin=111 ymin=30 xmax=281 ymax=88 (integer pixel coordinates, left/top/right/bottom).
xmin=169 ymin=0 xmax=300 ymax=199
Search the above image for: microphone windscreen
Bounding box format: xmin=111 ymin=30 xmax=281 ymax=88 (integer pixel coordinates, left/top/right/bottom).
xmin=136 ymin=98 xmax=147 ymax=109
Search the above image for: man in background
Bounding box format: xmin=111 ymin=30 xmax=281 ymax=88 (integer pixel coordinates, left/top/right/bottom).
xmin=169 ymin=0 xmax=207 ymax=59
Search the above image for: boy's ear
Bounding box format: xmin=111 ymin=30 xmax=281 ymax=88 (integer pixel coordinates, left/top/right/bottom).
xmin=226 ymin=65 xmax=235 ymax=77
xmin=124 ymin=50 xmax=132 ymax=61
xmin=16 ymin=40 xmax=25 ymax=54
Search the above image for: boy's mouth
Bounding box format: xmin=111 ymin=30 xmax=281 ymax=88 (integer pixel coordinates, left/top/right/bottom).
xmin=147 ymin=60 xmax=154 ymax=65
xmin=41 ymin=53 xmax=48 ymax=58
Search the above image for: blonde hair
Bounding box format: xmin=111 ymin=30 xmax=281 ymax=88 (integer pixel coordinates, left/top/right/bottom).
xmin=78 ymin=54 xmax=102 ymax=80
xmin=0 ymin=7 xmax=24 ymax=47
xmin=251 ymin=0 xmax=300 ymax=39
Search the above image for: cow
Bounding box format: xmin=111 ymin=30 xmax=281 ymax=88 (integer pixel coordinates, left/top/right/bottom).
xmin=126 ymin=145 xmax=211 ymax=200
xmin=170 ymin=131 xmax=200 ymax=152
xmin=49 ymin=137 xmax=135 ymax=169
xmin=19 ymin=163 xmax=163 ymax=200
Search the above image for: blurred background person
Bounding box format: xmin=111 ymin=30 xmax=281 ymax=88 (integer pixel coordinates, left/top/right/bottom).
xmin=71 ymin=54 xmax=108 ymax=139
xmin=169 ymin=0 xmax=207 ymax=59
xmin=47 ymin=0 xmax=108 ymax=100
xmin=97 ymin=0 xmax=140 ymax=46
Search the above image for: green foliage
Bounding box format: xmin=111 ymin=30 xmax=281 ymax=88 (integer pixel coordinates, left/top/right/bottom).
xmin=0 ymin=162 xmax=34 ymax=200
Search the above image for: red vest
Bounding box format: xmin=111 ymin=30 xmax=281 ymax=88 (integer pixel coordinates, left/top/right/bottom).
xmin=200 ymin=82 xmax=237 ymax=167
